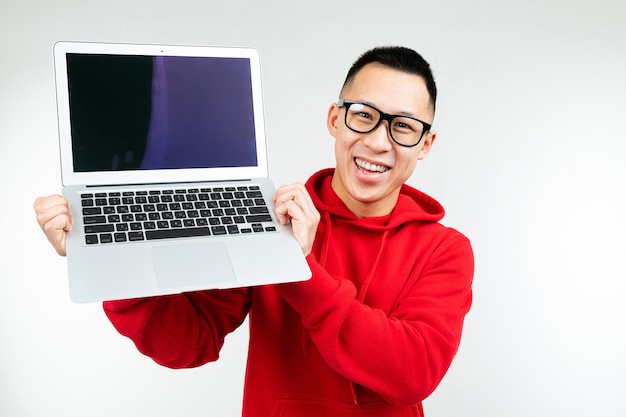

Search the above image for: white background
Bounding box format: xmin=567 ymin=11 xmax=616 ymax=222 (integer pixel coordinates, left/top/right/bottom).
xmin=1 ymin=1 xmax=625 ymax=416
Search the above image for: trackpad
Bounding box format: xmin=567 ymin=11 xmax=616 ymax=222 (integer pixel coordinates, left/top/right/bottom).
xmin=152 ymin=242 xmax=236 ymax=289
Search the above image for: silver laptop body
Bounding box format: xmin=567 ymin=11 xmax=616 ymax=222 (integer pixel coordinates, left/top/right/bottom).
xmin=53 ymin=41 xmax=310 ymax=303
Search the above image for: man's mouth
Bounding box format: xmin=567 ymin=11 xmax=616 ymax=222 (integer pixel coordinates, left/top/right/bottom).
xmin=354 ymin=157 xmax=390 ymax=174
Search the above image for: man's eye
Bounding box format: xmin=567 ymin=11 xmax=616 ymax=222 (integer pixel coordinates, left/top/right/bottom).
xmin=394 ymin=119 xmax=419 ymax=132
xmin=357 ymin=111 xmax=373 ymax=120
xmin=394 ymin=121 xmax=412 ymax=131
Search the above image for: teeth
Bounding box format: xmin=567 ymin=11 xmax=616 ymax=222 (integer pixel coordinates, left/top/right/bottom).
xmin=355 ymin=158 xmax=389 ymax=173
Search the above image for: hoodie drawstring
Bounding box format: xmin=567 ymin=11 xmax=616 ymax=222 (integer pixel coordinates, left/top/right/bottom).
xmin=319 ymin=211 xmax=332 ymax=267
xmin=356 ymin=229 xmax=389 ymax=303
xmin=350 ymin=229 xmax=390 ymax=404
xmin=301 ymin=212 xmax=333 ymax=355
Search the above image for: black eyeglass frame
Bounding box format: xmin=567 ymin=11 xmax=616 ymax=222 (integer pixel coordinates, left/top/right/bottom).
xmin=337 ymin=99 xmax=432 ymax=147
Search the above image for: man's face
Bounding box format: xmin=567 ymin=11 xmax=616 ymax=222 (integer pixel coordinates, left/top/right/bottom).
xmin=327 ymin=63 xmax=437 ymax=217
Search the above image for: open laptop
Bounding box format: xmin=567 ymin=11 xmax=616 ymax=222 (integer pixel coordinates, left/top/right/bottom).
xmin=53 ymin=41 xmax=311 ymax=303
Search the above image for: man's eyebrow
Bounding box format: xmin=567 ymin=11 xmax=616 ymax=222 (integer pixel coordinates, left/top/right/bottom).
xmin=356 ymin=99 xmax=418 ymax=118
xmin=396 ymin=110 xmax=419 ymax=118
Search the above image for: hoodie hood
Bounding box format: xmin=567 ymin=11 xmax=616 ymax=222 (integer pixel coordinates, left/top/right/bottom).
xmin=305 ymin=168 xmax=445 ymax=230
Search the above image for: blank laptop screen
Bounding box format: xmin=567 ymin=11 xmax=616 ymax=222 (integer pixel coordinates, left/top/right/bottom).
xmin=65 ymin=53 xmax=258 ymax=173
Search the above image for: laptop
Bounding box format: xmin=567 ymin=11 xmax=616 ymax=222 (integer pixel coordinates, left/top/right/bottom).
xmin=53 ymin=41 xmax=311 ymax=303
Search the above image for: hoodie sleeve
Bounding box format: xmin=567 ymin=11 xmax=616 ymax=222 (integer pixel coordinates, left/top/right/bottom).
xmin=103 ymin=287 xmax=252 ymax=369
xmin=276 ymin=230 xmax=474 ymax=406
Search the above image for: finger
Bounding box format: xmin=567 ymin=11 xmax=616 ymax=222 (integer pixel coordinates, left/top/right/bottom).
xmin=276 ymin=198 xmax=318 ymax=231
xmin=33 ymin=194 xmax=68 ymax=213
xmin=274 ymin=182 xmax=304 ymax=200
xmin=290 ymin=186 xmax=317 ymax=214
xmin=272 ymin=184 xmax=320 ymax=255
xmin=277 ymin=199 xmax=318 ymax=255
xmin=274 ymin=184 xmax=317 ymax=218
xmin=34 ymin=195 xmax=71 ymax=220
xmin=274 ymin=184 xmax=314 ymax=213
xmin=34 ymin=201 xmax=73 ymax=232
xmin=274 ymin=197 xmax=296 ymax=225
xmin=273 ymin=186 xmax=297 ymax=224
xmin=34 ymin=195 xmax=72 ymax=256
xmin=273 ymin=189 xmax=294 ymax=207
xmin=41 ymin=213 xmax=70 ymax=256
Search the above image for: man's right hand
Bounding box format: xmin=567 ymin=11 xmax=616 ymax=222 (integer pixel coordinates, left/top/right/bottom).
xmin=33 ymin=194 xmax=73 ymax=256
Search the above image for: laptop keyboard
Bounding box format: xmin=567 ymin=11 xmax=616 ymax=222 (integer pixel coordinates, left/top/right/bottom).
xmin=80 ymin=185 xmax=276 ymax=245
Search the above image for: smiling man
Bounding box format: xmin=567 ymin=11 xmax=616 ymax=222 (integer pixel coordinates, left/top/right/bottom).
xmin=34 ymin=46 xmax=474 ymax=417
xmin=328 ymin=58 xmax=437 ymax=218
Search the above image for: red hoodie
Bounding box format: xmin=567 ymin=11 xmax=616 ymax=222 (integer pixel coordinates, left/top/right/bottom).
xmin=103 ymin=168 xmax=474 ymax=417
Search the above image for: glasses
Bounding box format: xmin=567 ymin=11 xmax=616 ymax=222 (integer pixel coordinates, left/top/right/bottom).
xmin=337 ymin=99 xmax=431 ymax=147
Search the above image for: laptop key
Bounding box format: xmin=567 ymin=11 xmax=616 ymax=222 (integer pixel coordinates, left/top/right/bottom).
xmin=84 ymin=215 xmax=106 ymax=224
xmin=146 ymin=227 xmax=211 ymax=240
xmin=249 ymin=206 xmax=269 ymax=214
xmin=211 ymin=225 xmax=227 ymax=235
xmin=246 ymin=214 xmax=273 ymax=223
xmin=128 ymin=231 xmax=145 ymax=241
xmin=114 ymin=233 xmax=127 ymax=242
xmin=85 ymin=224 xmax=114 ymax=234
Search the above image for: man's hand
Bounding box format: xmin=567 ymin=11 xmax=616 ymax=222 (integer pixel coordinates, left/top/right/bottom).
xmin=33 ymin=194 xmax=73 ymax=256
xmin=273 ymin=183 xmax=320 ymax=256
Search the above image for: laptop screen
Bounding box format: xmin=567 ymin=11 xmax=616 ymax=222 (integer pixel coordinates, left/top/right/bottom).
xmin=66 ymin=53 xmax=258 ymax=173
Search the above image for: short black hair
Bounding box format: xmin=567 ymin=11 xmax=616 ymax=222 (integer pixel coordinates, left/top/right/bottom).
xmin=341 ymin=46 xmax=437 ymax=112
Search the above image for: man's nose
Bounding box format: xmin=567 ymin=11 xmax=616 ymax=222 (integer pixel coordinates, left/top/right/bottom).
xmin=362 ymin=120 xmax=393 ymax=151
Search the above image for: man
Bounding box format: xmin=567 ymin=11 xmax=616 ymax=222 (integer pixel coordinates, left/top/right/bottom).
xmin=34 ymin=46 xmax=474 ymax=416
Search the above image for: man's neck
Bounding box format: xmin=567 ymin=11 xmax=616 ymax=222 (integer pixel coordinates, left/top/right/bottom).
xmin=330 ymin=174 xmax=398 ymax=218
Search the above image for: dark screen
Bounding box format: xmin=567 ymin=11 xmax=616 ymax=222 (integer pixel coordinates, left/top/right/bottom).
xmin=66 ymin=53 xmax=258 ymax=172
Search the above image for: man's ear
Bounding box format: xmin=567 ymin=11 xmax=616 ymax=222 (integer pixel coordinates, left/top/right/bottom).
xmin=327 ymin=103 xmax=340 ymax=137
xmin=417 ymin=131 xmax=437 ymax=160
